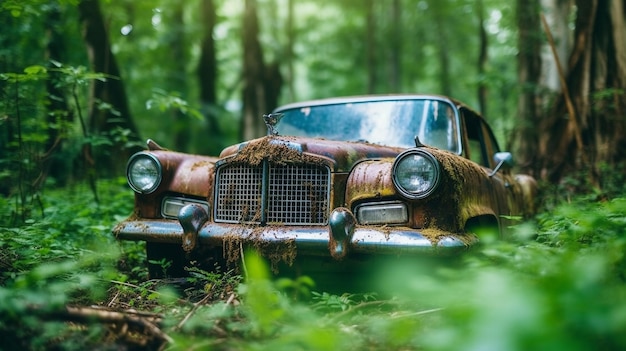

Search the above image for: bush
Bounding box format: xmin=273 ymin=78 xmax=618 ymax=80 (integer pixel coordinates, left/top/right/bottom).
xmin=1 ymin=179 xmax=626 ymax=350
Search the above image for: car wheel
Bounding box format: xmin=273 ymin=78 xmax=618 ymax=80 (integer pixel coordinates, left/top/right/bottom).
xmin=146 ymin=242 xmax=188 ymax=279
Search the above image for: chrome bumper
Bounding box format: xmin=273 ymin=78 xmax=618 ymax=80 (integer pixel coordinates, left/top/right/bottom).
xmin=113 ymin=204 xmax=477 ymax=258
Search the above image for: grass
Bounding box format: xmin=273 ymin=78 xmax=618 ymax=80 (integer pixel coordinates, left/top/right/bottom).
xmin=1 ymin=178 xmax=626 ymax=350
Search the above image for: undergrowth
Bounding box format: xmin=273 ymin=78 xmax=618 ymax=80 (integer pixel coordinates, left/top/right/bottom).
xmin=1 ymin=178 xmax=625 ymax=350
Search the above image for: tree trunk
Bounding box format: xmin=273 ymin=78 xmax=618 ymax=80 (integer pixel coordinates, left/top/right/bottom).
xmin=366 ymin=0 xmax=377 ymax=94
xmin=431 ymin=2 xmax=452 ymax=96
xmin=514 ymin=0 xmax=543 ymax=175
xmin=42 ymin=3 xmax=73 ymax=186
xmin=286 ymin=0 xmax=296 ymax=101
xmin=241 ymin=0 xmax=282 ymax=140
xmin=197 ymin=0 xmax=221 ymax=154
xmin=389 ymin=0 xmax=401 ymax=92
xmin=540 ymin=0 xmax=573 ymax=92
xmin=537 ymin=0 xmax=626 ymax=186
xmin=476 ymin=0 xmax=488 ymax=117
xmin=241 ymin=0 xmax=266 ymax=140
xmin=78 ymin=0 xmax=140 ymax=171
xmin=169 ymin=3 xmax=190 ymax=151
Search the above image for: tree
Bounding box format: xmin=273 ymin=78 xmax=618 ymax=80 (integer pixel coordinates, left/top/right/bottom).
xmin=514 ymin=0 xmax=543 ymax=174
xmin=241 ymin=0 xmax=283 ymax=140
xmin=535 ymin=0 xmax=626 ymax=186
xmin=285 ymin=0 xmax=295 ymax=101
xmin=430 ymin=0 xmax=453 ymax=97
xmin=196 ymin=0 xmax=223 ymax=155
xmin=366 ymin=0 xmax=377 ymax=93
xmin=78 ymin=0 xmax=140 ymax=172
xmin=168 ymin=2 xmax=190 ymax=151
xmin=42 ymin=3 xmax=73 ymax=186
xmin=476 ymin=0 xmax=488 ymax=116
xmin=389 ymin=0 xmax=402 ymax=92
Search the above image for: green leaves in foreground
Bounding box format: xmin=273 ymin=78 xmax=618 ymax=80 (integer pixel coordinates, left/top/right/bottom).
xmin=2 ymin=181 xmax=626 ymax=350
xmin=211 ymin=197 xmax=626 ymax=351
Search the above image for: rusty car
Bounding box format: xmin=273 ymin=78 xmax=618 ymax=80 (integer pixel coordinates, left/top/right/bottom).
xmin=113 ymin=94 xmax=537 ymax=279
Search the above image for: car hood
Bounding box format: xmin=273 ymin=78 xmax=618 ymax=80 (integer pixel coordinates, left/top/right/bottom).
xmin=219 ymin=135 xmax=405 ymax=172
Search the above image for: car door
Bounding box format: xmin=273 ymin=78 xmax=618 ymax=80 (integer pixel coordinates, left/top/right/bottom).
xmin=459 ymin=108 xmax=523 ymax=224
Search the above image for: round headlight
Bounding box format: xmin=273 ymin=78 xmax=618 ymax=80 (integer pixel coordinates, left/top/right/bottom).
xmin=392 ymin=150 xmax=441 ymax=199
xmin=127 ymin=153 xmax=162 ymax=194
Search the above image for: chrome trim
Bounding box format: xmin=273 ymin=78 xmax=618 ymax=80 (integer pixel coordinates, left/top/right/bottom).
xmin=355 ymin=201 xmax=408 ymax=225
xmin=161 ymin=196 xmax=210 ymax=219
xmin=114 ymin=220 xmax=476 ymax=256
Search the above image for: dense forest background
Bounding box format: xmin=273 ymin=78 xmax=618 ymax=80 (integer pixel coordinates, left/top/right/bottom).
xmin=2 ymin=0 xmax=625 ymax=199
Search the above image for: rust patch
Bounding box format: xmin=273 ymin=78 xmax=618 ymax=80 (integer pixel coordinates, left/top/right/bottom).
xmin=190 ymin=160 xmax=212 ymax=171
xmin=424 ymin=147 xmax=491 ymax=232
xmin=345 ymin=161 xmax=396 ymax=206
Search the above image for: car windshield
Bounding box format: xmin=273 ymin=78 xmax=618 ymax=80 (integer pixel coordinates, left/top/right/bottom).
xmin=274 ymin=98 xmax=461 ymax=152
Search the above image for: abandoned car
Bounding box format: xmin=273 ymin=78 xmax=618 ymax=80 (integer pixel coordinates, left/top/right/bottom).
xmin=113 ymin=95 xmax=537 ymax=278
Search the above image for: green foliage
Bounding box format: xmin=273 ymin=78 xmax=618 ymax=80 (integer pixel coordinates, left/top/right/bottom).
xmin=0 ymin=179 xmax=134 ymax=349
xmin=147 ymin=89 xmax=204 ymax=121
xmin=2 ymin=178 xmax=626 ymax=349
xmin=0 ymin=58 xmax=142 ymax=222
xmin=0 ymin=0 xmax=79 ymax=18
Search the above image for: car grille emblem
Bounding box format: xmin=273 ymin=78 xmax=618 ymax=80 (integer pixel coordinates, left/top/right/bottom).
xmin=263 ymin=113 xmax=283 ymax=136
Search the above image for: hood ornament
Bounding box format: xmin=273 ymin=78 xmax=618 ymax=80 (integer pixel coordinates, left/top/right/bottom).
xmin=263 ymin=113 xmax=284 ymax=136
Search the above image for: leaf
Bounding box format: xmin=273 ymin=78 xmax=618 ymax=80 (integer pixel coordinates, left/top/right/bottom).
xmin=49 ymin=59 xmax=63 ymax=68
xmin=23 ymin=65 xmax=47 ymax=75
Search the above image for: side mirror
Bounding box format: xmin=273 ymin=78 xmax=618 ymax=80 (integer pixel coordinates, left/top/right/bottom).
xmin=489 ymin=152 xmax=514 ymax=177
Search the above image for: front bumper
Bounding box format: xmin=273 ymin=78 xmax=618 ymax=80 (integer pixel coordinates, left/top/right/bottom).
xmin=113 ymin=204 xmax=477 ymax=259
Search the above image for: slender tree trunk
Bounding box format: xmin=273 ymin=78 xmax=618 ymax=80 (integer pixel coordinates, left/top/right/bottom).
xmin=42 ymin=3 xmax=73 ymax=186
xmin=389 ymin=0 xmax=401 ymax=92
xmin=540 ymin=0 xmax=573 ymax=92
xmin=286 ymin=0 xmax=295 ymax=101
xmin=169 ymin=3 xmax=190 ymax=151
xmin=432 ymin=3 xmax=451 ymax=96
xmin=262 ymin=0 xmax=283 ymax=112
xmin=514 ymin=0 xmax=543 ymax=175
xmin=366 ymin=0 xmax=377 ymax=94
xmin=197 ymin=0 xmax=221 ymax=154
xmin=241 ymin=0 xmax=265 ymax=140
xmin=242 ymin=0 xmax=283 ymax=140
xmin=476 ymin=0 xmax=488 ymax=117
xmin=78 ymin=0 xmax=139 ymax=171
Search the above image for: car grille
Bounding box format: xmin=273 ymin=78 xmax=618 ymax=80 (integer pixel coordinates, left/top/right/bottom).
xmin=214 ymin=161 xmax=330 ymax=225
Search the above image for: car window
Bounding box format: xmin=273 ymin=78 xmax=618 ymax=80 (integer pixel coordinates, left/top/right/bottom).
xmin=274 ymin=98 xmax=461 ymax=152
xmin=461 ymin=108 xmax=489 ymax=168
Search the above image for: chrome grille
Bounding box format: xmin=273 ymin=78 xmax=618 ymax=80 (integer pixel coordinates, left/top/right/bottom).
xmin=214 ymin=161 xmax=330 ymax=225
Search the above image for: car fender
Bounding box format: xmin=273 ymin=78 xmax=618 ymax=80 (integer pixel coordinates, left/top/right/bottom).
xmin=345 ymin=159 xmax=397 ymax=206
xmin=132 ymin=150 xmax=218 ymax=218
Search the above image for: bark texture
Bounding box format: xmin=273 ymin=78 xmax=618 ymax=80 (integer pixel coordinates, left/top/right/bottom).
xmin=515 ymin=0 xmax=543 ymax=175
xmin=197 ymin=0 xmax=222 ymax=155
xmin=78 ymin=0 xmax=140 ymax=171
xmin=537 ymin=0 xmax=626 ymax=184
xmin=241 ymin=0 xmax=283 ymax=140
